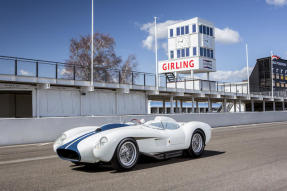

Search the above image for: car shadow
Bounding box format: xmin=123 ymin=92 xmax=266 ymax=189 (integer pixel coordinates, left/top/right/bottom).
xmin=71 ymin=150 xmax=225 ymax=173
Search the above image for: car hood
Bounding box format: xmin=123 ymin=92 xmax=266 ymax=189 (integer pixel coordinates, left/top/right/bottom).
xmin=59 ymin=123 xmax=143 ymax=147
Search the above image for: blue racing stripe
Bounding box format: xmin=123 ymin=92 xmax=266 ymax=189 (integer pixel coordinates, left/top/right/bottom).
xmin=57 ymin=123 xmax=130 ymax=160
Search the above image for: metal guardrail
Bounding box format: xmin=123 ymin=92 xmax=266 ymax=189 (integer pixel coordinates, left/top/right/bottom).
xmin=0 ymin=55 xmax=287 ymax=97
xmin=0 ymin=55 xmax=156 ymax=86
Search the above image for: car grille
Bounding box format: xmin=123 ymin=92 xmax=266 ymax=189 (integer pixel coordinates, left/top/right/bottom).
xmin=57 ymin=149 xmax=80 ymax=161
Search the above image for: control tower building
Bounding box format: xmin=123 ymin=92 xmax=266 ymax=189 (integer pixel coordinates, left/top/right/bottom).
xmin=158 ymin=17 xmax=216 ymax=84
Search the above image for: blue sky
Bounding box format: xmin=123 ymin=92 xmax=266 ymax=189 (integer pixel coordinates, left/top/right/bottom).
xmin=0 ymin=0 xmax=286 ymax=81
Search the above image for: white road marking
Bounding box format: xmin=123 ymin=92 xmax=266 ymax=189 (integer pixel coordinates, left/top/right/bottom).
xmin=0 ymin=142 xmax=53 ymax=149
xmin=38 ymin=143 xmax=51 ymax=146
xmin=0 ymin=155 xmax=57 ymax=165
xmin=215 ymin=121 xmax=287 ymax=130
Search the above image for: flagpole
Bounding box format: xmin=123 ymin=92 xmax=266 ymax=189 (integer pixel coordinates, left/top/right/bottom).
xmin=91 ymin=0 xmax=94 ymax=88
xmin=154 ymin=17 xmax=159 ymax=90
xmin=246 ymin=44 xmax=250 ymax=95
xmin=271 ymin=51 xmax=274 ymax=98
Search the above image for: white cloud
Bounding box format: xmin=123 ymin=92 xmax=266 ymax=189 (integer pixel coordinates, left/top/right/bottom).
xmin=215 ymin=27 xmax=241 ymax=44
xmin=140 ymin=20 xmax=183 ymax=50
xmin=19 ymin=69 xmax=32 ymax=76
xmin=209 ymin=66 xmax=253 ymax=82
xmin=60 ymin=68 xmax=71 ymax=76
xmin=266 ymin=0 xmax=287 ymax=6
xmin=140 ymin=20 xmax=241 ymax=51
xmin=161 ymin=42 xmax=168 ymax=56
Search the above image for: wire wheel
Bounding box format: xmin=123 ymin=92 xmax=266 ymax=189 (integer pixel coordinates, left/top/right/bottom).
xmin=119 ymin=141 xmax=137 ymax=167
xmin=186 ymin=130 xmax=205 ymax=158
xmin=192 ymin=133 xmax=203 ymax=153
xmin=112 ymin=138 xmax=139 ymax=170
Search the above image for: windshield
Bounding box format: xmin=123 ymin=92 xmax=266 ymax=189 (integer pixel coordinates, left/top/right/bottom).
xmin=144 ymin=120 xmax=164 ymax=129
xmin=144 ymin=120 xmax=180 ymax=130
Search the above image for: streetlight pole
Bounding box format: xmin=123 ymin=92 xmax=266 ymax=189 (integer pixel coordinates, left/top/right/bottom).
xmin=271 ymin=51 xmax=274 ymax=97
xmin=246 ymin=44 xmax=250 ymax=95
xmin=91 ymin=0 xmax=94 ymax=88
xmin=154 ymin=17 xmax=159 ymax=90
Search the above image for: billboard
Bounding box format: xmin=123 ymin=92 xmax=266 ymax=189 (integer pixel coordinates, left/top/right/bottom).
xmin=158 ymin=57 xmax=215 ymax=73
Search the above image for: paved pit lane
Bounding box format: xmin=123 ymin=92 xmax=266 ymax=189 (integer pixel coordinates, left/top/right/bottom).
xmin=0 ymin=121 xmax=287 ymax=191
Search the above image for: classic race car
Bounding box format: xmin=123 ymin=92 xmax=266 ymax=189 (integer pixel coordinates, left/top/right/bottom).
xmin=54 ymin=116 xmax=212 ymax=170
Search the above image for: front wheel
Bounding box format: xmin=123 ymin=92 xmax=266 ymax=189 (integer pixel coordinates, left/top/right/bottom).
xmin=111 ymin=138 xmax=139 ymax=170
xmin=186 ymin=130 xmax=205 ymax=157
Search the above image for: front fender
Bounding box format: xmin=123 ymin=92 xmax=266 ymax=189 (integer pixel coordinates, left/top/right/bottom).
xmin=92 ymin=128 xmax=164 ymax=162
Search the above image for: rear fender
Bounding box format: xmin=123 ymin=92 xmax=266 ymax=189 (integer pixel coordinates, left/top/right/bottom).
xmin=181 ymin=122 xmax=212 ymax=147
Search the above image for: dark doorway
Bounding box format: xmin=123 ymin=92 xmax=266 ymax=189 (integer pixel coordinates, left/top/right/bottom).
xmin=0 ymin=91 xmax=32 ymax=118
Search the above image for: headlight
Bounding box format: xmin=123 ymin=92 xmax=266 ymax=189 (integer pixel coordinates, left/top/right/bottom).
xmin=99 ymin=136 xmax=108 ymax=146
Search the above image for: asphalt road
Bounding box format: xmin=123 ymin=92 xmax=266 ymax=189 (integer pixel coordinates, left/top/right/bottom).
xmin=1 ymin=122 xmax=287 ymax=191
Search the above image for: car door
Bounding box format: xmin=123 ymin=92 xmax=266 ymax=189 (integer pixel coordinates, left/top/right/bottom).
xmin=162 ymin=122 xmax=185 ymax=148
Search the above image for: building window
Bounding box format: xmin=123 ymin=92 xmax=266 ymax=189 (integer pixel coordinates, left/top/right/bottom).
xmin=204 ymin=48 xmax=207 ymax=57
xmin=203 ymin=25 xmax=207 ymax=34
xmin=176 ymin=27 xmax=180 ymax=36
xmin=185 ymin=26 xmax=189 ymax=34
xmin=276 ymin=82 xmax=280 ymax=87
xmin=192 ymin=24 xmax=196 ymax=33
xmin=207 ymin=27 xmax=210 ymax=35
xmin=170 ymin=50 xmax=174 ymax=59
xmin=210 ymin=50 xmax=214 ymax=58
xmin=193 ymin=47 xmax=197 ymax=56
xmin=210 ymin=28 xmax=213 ymax=36
xmin=181 ymin=48 xmax=185 ymax=57
xmin=276 ymin=74 xmax=279 ymax=79
xmin=281 ymin=83 xmax=285 ymax=87
xmin=186 ymin=48 xmax=190 ymax=57
xmin=199 ymin=25 xmax=203 ymax=33
xmin=181 ymin=26 xmax=184 ymax=35
xmin=177 ymin=49 xmax=180 ymax=58
xmin=200 ymin=47 xmax=203 ymax=56
xmin=170 ymin=29 xmax=173 ymax=37
xmin=207 ymin=49 xmax=210 ymax=58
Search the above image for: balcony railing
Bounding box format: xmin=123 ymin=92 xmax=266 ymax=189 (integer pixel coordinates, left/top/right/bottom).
xmin=0 ymin=55 xmax=157 ymax=87
xmin=0 ymin=55 xmax=287 ymax=97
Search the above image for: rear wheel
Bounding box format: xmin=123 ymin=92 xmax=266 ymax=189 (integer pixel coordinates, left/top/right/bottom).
xmin=187 ymin=130 xmax=205 ymax=157
xmin=112 ymin=138 xmax=139 ymax=170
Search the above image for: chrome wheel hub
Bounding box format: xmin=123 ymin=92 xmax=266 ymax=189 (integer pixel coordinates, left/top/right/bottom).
xmin=119 ymin=141 xmax=137 ymax=166
xmin=192 ymin=133 xmax=203 ymax=153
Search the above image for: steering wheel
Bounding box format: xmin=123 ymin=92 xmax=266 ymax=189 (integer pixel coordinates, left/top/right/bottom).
xmin=130 ymin=119 xmax=142 ymax=125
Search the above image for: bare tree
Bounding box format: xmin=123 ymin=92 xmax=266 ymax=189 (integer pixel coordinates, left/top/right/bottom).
xmin=120 ymin=55 xmax=138 ymax=84
xmin=66 ymin=33 xmax=128 ymax=82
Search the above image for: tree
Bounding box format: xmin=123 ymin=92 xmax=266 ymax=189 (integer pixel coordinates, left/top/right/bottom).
xmin=66 ymin=33 xmax=137 ymax=83
xmin=120 ymin=54 xmax=138 ymax=84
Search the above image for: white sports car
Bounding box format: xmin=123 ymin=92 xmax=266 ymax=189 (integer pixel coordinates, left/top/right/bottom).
xmin=54 ymin=116 xmax=212 ymax=170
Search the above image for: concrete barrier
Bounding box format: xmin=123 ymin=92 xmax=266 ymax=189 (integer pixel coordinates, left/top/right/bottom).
xmin=0 ymin=111 xmax=287 ymax=146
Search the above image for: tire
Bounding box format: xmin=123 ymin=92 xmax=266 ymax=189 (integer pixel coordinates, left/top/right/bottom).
xmin=186 ymin=130 xmax=205 ymax=157
xmin=111 ymin=138 xmax=139 ymax=170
